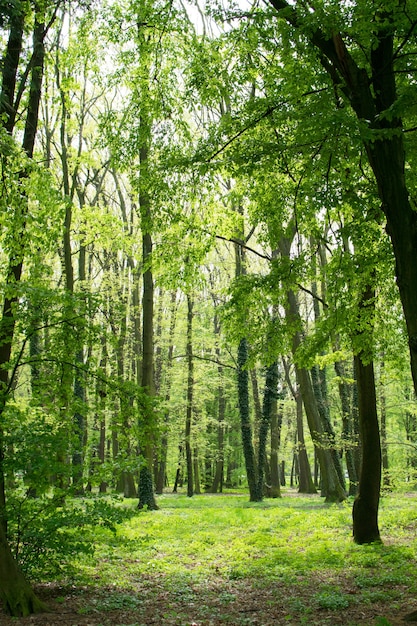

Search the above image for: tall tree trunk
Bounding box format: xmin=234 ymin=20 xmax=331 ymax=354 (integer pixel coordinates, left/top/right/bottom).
xmin=278 ymin=232 xmax=345 ymax=502
xmin=352 ymin=355 xmax=381 ymax=543
xmin=352 ymin=287 xmax=382 ymax=544
xmin=284 ymin=287 xmax=345 ymax=502
xmin=311 ymin=364 xmax=346 ymax=492
xmin=0 ymin=6 xmax=48 ymax=616
xmin=256 ymin=361 xmax=278 ymax=498
xmin=334 ymin=359 xmax=358 ymax=496
xmin=137 ymin=224 xmax=158 ymax=510
xmin=185 ymin=295 xmax=194 ymax=498
xmin=238 ymin=338 xmax=260 ymax=501
xmin=295 ymin=387 xmax=316 ymax=494
xmin=209 ymin=312 xmax=225 ymax=493
xmin=269 ymin=386 xmax=282 ymax=497
xmin=155 ymin=290 xmax=178 ymax=494
xmin=0 ymin=5 xmax=24 ymax=133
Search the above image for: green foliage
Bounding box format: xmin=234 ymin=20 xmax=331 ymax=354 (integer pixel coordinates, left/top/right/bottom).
xmin=314 ymin=588 xmax=350 ymax=610
xmin=7 ymin=494 xmax=137 ymax=578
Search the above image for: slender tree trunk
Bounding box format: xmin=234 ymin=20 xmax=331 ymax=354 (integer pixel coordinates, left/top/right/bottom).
xmin=210 ymin=312 xmax=225 ymax=493
xmin=269 ymin=386 xmax=282 ymax=497
xmin=334 ymin=359 xmax=358 ymax=496
xmin=193 ymin=446 xmax=201 ymax=495
xmin=284 ymin=287 xmax=345 ymax=502
xmin=311 ymin=364 xmax=346 ymax=492
xmin=155 ymin=290 xmax=178 ymax=494
xmin=0 ymin=6 xmax=49 ymax=616
xmin=172 ymin=444 xmax=183 ymax=493
xmin=256 ymin=361 xmax=278 ymax=498
xmin=238 ymin=338 xmax=260 ymax=501
xmin=295 ymin=387 xmax=316 ymax=494
xmin=185 ymin=295 xmax=194 ymax=498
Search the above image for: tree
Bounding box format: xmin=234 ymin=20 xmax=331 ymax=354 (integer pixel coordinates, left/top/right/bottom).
xmin=0 ymin=0 xmax=54 ymax=615
xmin=265 ymin=0 xmax=417 ymax=399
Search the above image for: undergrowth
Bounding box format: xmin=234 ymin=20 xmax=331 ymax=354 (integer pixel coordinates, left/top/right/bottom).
xmin=9 ymin=489 xmax=417 ymax=625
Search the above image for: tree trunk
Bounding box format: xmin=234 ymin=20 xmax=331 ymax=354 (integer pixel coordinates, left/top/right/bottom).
xmin=352 ymin=286 xmax=382 ymax=544
xmin=284 ymin=285 xmax=345 ymax=502
xmin=256 ymin=361 xmax=278 ymax=498
xmin=269 ymin=386 xmax=282 ymax=498
xmin=137 ymin=137 xmax=157 ymax=509
xmin=0 ymin=6 xmax=48 ymax=616
xmin=185 ymin=295 xmax=194 ymax=498
xmin=295 ymin=387 xmax=316 ymax=494
xmin=311 ymin=363 xmax=346 ymax=492
xmin=0 ymin=523 xmax=47 ymax=617
xmin=238 ymin=338 xmax=261 ymax=501
xmin=155 ymin=290 xmax=178 ymax=494
xmin=334 ymin=359 xmax=358 ymax=496
xmin=210 ymin=312 xmax=225 ymax=493
xmin=352 ymin=354 xmax=381 ymax=544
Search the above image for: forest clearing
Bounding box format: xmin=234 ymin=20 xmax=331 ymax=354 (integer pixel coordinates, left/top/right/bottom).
xmin=3 ymin=0 xmax=417 ymax=621
xmin=1 ymin=491 xmax=417 ymax=626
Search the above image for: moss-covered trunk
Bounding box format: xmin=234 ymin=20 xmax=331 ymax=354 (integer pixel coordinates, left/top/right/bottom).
xmin=238 ymin=338 xmax=261 ymax=501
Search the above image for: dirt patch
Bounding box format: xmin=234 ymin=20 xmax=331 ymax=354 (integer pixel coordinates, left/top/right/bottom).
xmin=0 ymin=577 xmax=415 ymax=626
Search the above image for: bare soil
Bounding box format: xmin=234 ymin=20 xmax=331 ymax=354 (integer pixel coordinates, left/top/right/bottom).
xmin=0 ymin=575 xmax=415 ymax=626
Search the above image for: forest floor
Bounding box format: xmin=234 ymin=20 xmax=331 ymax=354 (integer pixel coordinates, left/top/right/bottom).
xmin=1 ymin=490 xmax=417 ymax=626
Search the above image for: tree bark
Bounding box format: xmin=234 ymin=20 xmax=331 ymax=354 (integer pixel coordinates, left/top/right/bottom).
xmin=256 ymin=361 xmax=278 ymax=498
xmin=352 ymin=355 xmax=381 ymax=544
xmin=295 ymin=387 xmax=316 ymax=494
xmin=352 ymin=287 xmax=382 ymax=544
xmin=0 ymin=6 xmax=49 ymax=616
xmin=185 ymin=295 xmax=194 ymax=498
xmin=269 ymin=386 xmax=282 ymax=498
xmin=238 ymin=338 xmax=261 ymax=501
xmin=334 ymin=359 xmax=358 ymax=496
xmin=155 ymin=290 xmax=178 ymax=494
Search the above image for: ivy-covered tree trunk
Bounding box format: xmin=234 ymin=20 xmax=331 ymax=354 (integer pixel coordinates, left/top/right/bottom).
xmin=269 ymin=385 xmax=282 ymax=498
xmin=238 ymin=338 xmax=260 ymax=501
xmin=256 ymin=361 xmax=278 ymax=498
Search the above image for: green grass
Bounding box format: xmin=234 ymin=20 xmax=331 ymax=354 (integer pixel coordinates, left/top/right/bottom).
xmin=41 ymin=490 xmax=417 ymax=624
